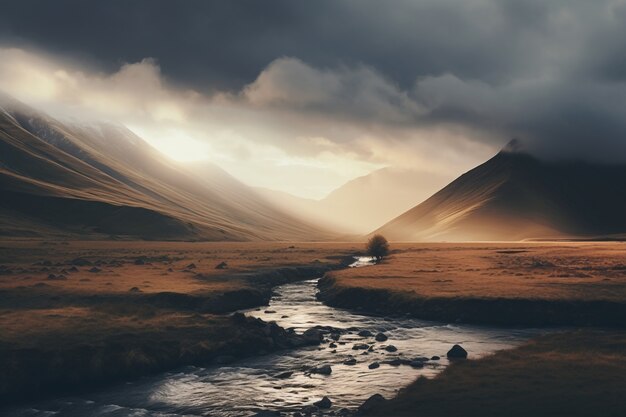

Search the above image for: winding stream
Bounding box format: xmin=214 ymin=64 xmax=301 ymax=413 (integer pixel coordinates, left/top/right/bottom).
xmin=6 ymin=258 xmax=539 ymax=417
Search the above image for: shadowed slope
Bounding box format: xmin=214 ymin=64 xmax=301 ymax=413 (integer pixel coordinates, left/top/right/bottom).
xmin=0 ymin=95 xmax=331 ymax=240
xmin=374 ymin=144 xmax=626 ymax=241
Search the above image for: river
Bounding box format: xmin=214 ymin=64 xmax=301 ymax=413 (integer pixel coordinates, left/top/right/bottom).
xmin=5 ymin=258 xmax=538 ymax=416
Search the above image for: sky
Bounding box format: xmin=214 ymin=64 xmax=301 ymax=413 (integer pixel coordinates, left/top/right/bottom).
xmin=1 ymin=0 xmax=626 ymax=198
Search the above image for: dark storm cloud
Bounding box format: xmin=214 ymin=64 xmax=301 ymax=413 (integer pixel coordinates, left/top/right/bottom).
xmin=2 ymin=0 xmax=626 ymax=161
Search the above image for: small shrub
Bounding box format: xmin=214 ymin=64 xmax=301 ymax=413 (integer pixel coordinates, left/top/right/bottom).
xmin=366 ymin=234 xmax=389 ymax=262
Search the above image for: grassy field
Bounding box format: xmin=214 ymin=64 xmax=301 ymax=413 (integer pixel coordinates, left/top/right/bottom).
xmin=316 ymin=242 xmax=626 ymax=415
xmin=320 ymin=242 xmax=626 ymax=326
xmin=364 ymin=330 xmax=626 ymax=417
xmin=0 ymin=240 xmax=360 ymax=405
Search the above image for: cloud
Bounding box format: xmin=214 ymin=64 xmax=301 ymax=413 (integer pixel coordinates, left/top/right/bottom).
xmin=243 ymin=57 xmax=424 ymax=124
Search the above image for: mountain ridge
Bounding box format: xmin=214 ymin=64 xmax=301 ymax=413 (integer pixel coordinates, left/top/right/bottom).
xmin=373 ymin=146 xmax=626 ymax=241
xmin=0 ymin=94 xmax=332 ymax=241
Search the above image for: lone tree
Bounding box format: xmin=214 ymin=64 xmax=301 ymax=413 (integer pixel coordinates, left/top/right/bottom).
xmin=366 ymin=234 xmax=389 ymax=262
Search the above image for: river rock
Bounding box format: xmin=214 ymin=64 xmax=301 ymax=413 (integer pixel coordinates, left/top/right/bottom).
xmin=302 ymin=328 xmax=324 ymax=344
xmin=274 ymin=371 xmax=293 ymax=379
xmin=358 ymin=330 xmax=373 ymax=337
xmin=447 ymin=344 xmax=468 ymax=359
xmin=368 ymin=362 xmax=380 ymax=369
xmin=330 ymin=333 xmax=341 ymax=340
xmin=302 ymin=405 xmax=318 ymax=415
xmin=311 ymin=364 xmax=332 ymax=375
xmin=375 ymin=332 xmax=388 ymax=342
xmin=329 ymin=342 xmax=337 ymax=348
xmin=384 ymin=345 xmax=398 ymax=352
xmin=352 ymin=343 xmax=369 ymax=350
xmin=215 ymin=261 xmax=228 ymax=269
xmin=358 ymin=394 xmax=386 ymax=414
xmin=409 ymin=360 xmax=424 ymax=368
xmin=314 ymin=396 xmax=332 ymax=409
xmin=431 ymin=355 xmax=440 ymax=360
xmin=343 ymin=357 xmax=357 ymax=365
xmin=251 ymin=411 xmax=282 ymax=417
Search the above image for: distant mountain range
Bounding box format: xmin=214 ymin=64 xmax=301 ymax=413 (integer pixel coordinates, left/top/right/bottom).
xmin=255 ymin=167 xmax=450 ymax=234
xmin=0 ymin=94 xmax=331 ymax=240
xmin=374 ymin=141 xmax=626 ymax=241
xmin=3 ymin=93 xmax=626 ymax=242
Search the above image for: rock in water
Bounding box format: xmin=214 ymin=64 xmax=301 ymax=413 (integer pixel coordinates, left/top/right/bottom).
xmin=368 ymin=362 xmax=380 ymax=369
xmin=447 ymin=344 xmax=468 ymax=359
xmin=311 ymin=364 xmax=332 ymax=375
xmin=274 ymin=371 xmax=293 ymax=379
xmin=215 ymin=261 xmax=228 ymax=269
xmin=343 ymin=357 xmax=357 ymax=365
xmin=302 ymin=328 xmax=324 ymax=344
xmin=375 ymin=332 xmax=388 ymax=342
xmin=384 ymin=345 xmax=397 ymax=352
xmin=358 ymin=394 xmax=386 ymax=414
xmin=251 ymin=411 xmax=282 ymax=417
xmin=314 ymin=396 xmax=332 ymax=409
xmin=352 ymin=343 xmax=369 ymax=350
xmin=358 ymin=330 xmax=373 ymax=337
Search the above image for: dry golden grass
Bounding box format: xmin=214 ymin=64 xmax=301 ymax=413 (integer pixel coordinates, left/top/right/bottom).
xmin=330 ymin=242 xmax=626 ymax=302
xmin=0 ymin=240 xmax=359 ymax=347
xmin=366 ymin=330 xmax=626 ymax=417
xmin=0 ymin=240 xmax=360 ymax=404
xmin=0 ymin=240 xmax=360 ymax=294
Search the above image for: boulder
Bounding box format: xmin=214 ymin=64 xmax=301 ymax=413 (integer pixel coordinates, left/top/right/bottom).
xmin=447 ymin=344 xmax=468 ymax=359
xmin=368 ymin=362 xmax=380 ymax=369
xmin=310 ymin=364 xmax=332 ymax=375
xmin=302 ymin=328 xmax=324 ymax=344
xmin=352 ymin=343 xmax=369 ymax=350
xmin=343 ymin=358 xmax=357 ymax=365
xmin=251 ymin=411 xmax=282 ymax=417
xmin=358 ymin=394 xmax=386 ymax=415
xmin=375 ymin=332 xmax=388 ymax=342
xmin=384 ymin=345 xmax=398 ymax=352
xmin=358 ymin=330 xmax=373 ymax=337
xmin=431 ymin=355 xmax=440 ymax=360
xmin=314 ymin=396 xmax=332 ymax=409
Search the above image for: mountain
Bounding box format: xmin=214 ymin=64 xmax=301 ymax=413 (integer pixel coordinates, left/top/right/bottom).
xmin=256 ymin=168 xmax=450 ymax=234
xmin=373 ymin=143 xmax=626 ymax=241
xmin=0 ymin=94 xmax=331 ymax=240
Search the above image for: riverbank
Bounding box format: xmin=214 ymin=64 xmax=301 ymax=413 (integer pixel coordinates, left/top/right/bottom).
xmin=0 ymin=240 xmax=359 ymax=406
xmin=319 ymin=242 xmax=626 ymax=327
xmin=362 ymin=329 xmax=626 ymax=416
